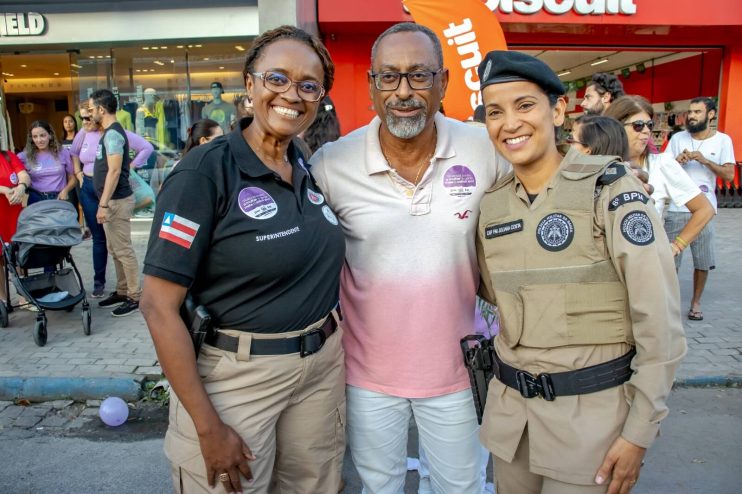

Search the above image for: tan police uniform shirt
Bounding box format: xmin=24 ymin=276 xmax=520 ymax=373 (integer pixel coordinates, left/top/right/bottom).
xmin=475 ymin=149 xmax=687 ymax=485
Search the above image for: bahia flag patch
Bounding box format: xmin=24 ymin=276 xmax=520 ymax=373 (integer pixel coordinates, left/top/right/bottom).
xmin=159 ymin=212 xmax=200 ymax=249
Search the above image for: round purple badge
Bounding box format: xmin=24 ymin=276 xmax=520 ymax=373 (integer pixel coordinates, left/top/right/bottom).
xmin=443 ymin=165 xmax=476 ymax=196
xmin=699 ymin=184 xmax=710 ymax=193
xmin=9 ymin=172 xmax=18 ymax=185
xmin=238 ymin=187 xmax=278 ymax=219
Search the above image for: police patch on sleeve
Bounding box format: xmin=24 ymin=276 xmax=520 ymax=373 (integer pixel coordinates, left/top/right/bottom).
xmin=621 ymin=211 xmax=654 ymax=246
xmin=536 ymin=213 xmax=574 ymax=251
xmin=608 ymin=191 xmax=650 ymax=211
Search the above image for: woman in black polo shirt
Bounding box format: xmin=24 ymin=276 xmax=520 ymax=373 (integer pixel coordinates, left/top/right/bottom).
xmin=140 ymin=26 xmax=346 ymax=494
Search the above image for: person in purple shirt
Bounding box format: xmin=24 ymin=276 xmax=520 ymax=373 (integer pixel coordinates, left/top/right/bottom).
xmin=70 ymin=105 xmax=154 ymax=298
xmin=17 ymin=120 xmax=75 ymax=205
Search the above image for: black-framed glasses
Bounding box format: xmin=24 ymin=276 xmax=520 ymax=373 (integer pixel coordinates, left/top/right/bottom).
xmin=251 ymin=71 xmax=325 ymax=102
xmin=624 ymin=119 xmax=654 ymax=132
xmin=566 ymin=135 xmax=585 ymax=146
xmin=81 ymin=116 xmax=91 ymax=122
xmin=369 ymin=69 xmax=442 ymax=91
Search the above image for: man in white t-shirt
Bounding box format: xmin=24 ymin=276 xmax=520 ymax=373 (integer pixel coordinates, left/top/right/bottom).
xmin=666 ymin=97 xmax=736 ymax=321
xmin=311 ymin=23 xmax=509 ymax=493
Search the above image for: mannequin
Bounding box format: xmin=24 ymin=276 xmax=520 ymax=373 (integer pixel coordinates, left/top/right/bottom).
xmin=201 ymin=81 xmax=234 ymax=133
xmin=136 ymin=88 xmax=167 ymax=149
xmin=115 ymin=94 xmax=134 ymax=131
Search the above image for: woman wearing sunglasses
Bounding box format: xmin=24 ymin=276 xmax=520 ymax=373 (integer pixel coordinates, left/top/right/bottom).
xmin=140 ymin=26 xmax=345 ymax=494
xmin=70 ymin=106 xmax=154 ymax=299
xmin=603 ymin=96 xmax=713 ymax=257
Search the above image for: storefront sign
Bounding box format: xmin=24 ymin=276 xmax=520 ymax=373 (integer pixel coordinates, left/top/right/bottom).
xmin=483 ymin=0 xmax=637 ymax=15
xmin=0 ymin=13 xmax=46 ymax=36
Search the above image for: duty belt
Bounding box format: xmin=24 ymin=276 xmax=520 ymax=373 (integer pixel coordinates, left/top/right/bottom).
xmin=205 ymin=317 xmax=337 ymax=358
xmin=493 ymin=348 xmax=636 ymax=401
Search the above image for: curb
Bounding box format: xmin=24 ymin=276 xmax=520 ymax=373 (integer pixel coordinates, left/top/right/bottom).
xmin=0 ymin=376 xmax=145 ymax=402
xmin=675 ymin=375 xmax=742 ymax=388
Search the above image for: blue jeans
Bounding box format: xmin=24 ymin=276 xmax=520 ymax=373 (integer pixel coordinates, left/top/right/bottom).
xmin=79 ymin=176 xmax=107 ymax=290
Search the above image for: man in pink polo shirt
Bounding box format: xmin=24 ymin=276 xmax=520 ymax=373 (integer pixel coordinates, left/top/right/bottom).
xmin=311 ymin=23 xmax=509 ymax=493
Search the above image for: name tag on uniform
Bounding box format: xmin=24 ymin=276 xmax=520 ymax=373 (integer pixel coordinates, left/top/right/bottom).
xmin=608 ymin=192 xmax=649 ymax=211
xmin=485 ymin=220 xmax=523 ymax=239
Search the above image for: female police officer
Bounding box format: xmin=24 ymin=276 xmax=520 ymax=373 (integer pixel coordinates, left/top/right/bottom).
xmin=474 ymin=51 xmax=686 ymax=494
xmin=140 ymin=26 xmax=346 ymax=494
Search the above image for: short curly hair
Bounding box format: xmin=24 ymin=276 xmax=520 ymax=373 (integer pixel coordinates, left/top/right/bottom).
xmin=588 ymin=73 xmax=625 ymax=102
xmin=242 ymin=25 xmax=335 ymax=93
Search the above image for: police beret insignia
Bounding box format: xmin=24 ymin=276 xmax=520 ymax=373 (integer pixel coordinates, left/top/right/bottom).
xmin=621 ymin=211 xmax=654 ymax=246
xmin=536 ymin=213 xmax=574 ymax=251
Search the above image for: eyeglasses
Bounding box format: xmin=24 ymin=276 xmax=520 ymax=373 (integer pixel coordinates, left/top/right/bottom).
xmin=624 ymin=120 xmax=654 ymax=132
xmin=566 ymin=135 xmax=585 ymax=146
xmin=369 ymin=70 xmax=442 ymax=91
xmin=81 ymin=116 xmax=91 ymax=122
xmin=251 ymin=71 xmax=325 ymax=102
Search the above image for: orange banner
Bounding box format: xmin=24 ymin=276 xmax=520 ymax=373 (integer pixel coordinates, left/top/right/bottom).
xmin=403 ymin=0 xmax=508 ymax=121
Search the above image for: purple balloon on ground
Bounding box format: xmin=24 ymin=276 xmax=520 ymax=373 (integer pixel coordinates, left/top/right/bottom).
xmin=99 ymin=397 xmax=129 ymax=426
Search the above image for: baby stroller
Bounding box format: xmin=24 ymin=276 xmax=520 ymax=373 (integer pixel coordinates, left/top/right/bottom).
xmin=1 ymin=200 xmax=91 ymax=346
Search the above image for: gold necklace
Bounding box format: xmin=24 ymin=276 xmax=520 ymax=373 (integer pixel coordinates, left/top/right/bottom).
xmin=381 ymin=148 xmax=434 ymax=186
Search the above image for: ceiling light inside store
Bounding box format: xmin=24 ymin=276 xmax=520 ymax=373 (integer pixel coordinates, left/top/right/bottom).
xmin=97 ymin=56 xmax=103 ymax=59
xmin=53 ymin=72 xmax=59 ymax=76
xmin=177 ymin=45 xmax=184 ymax=49
xmin=235 ymin=45 xmax=245 ymax=51
xmin=143 ymin=47 xmax=149 ymax=50
xmin=203 ymin=58 xmax=210 ymax=61
xmin=106 ymin=55 xmax=111 ymax=58
xmin=88 ymin=56 xmax=95 ymax=59
xmin=20 ymin=64 xmax=27 ymax=68
xmin=70 ymin=64 xmax=82 ymax=68
xmin=195 ymin=44 xmax=202 ymax=48
xmin=154 ymin=61 xmax=165 ymax=66
xmin=219 ymin=66 xmax=225 ymax=70
xmin=136 ymin=69 xmax=141 ymax=72
xmin=170 ymin=59 xmax=175 ymax=63
xmin=557 ymin=70 xmax=571 ymax=77
xmin=591 ymin=58 xmax=609 ymax=66
xmin=152 ymin=47 xmax=159 ymax=50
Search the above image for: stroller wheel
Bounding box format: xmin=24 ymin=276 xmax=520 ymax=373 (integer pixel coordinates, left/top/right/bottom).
xmin=82 ymin=309 xmax=92 ymax=336
xmin=0 ymin=301 xmax=8 ymax=328
xmin=33 ymin=316 xmax=47 ymax=347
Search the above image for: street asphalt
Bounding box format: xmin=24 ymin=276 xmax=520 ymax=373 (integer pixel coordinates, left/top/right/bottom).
xmin=1 ymin=210 xmax=741 ymax=401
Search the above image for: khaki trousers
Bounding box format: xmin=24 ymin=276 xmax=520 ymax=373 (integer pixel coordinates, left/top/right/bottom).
xmin=101 ymin=195 xmax=140 ymax=300
xmin=494 ymin=428 xmax=608 ymax=494
xmin=165 ymin=316 xmax=346 ymax=494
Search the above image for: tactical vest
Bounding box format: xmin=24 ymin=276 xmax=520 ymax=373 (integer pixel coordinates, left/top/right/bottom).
xmin=478 ymin=152 xmax=635 ymax=350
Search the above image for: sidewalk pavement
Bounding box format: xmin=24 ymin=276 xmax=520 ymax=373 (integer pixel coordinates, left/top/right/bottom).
xmin=1 ymin=212 xmax=741 ymax=401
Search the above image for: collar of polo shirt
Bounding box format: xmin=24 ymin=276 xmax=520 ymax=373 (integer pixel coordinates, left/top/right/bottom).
xmin=364 ymin=112 xmax=456 ymax=176
xmin=229 ymin=117 xmax=303 ymax=177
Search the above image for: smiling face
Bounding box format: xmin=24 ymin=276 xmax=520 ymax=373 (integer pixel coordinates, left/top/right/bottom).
xmin=369 ymin=31 xmax=447 ymax=141
xmin=31 ymin=126 xmax=51 ymax=151
xmin=245 ymin=39 xmax=324 ymax=141
xmin=482 ymin=80 xmax=566 ymax=169
xmin=624 ymin=110 xmax=651 ymax=162
xmin=79 ymin=107 xmax=98 ymax=132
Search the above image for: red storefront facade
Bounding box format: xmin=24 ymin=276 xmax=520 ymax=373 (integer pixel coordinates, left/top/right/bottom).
xmin=317 ymin=0 xmax=742 ymax=158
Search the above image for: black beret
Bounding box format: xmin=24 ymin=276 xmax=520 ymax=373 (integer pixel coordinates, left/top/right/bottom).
xmin=478 ymin=50 xmax=565 ymax=96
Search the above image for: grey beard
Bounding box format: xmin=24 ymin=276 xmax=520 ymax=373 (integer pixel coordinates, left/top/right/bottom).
xmin=686 ymin=118 xmax=708 ymax=134
xmin=385 ymin=106 xmax=428 ymax=139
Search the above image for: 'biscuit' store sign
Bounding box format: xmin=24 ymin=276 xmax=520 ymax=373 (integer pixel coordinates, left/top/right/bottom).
xmin=484 ymin=0 xmax=637 ymax=15
xmin=0 ymin=13 xmax=47 ymax=37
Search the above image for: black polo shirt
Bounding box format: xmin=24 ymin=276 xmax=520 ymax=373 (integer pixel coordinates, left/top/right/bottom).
xmin=143 ymin=120 xmax=345 ymax=333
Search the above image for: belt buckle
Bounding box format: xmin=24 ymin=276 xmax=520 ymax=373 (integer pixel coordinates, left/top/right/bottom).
xmin=516 ymin=371 xmax=555 ymax=401
xmin=299 ymin=327 xmax=326 ymax=358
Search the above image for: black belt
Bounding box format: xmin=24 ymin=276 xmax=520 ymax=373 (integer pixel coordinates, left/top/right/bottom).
xmin=205 ymin=317 xmax=337 ymax=358
xmin=494 ymin=348 xmax=636 ymax=401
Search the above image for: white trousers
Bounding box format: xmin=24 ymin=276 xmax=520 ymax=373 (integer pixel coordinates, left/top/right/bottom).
xmin=347 ymin=385 xmax=482 ymax=494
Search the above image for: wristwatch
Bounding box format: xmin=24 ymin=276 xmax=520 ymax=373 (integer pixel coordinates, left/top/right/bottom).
xmin=19 ymin=183 xmax=28 ymax=194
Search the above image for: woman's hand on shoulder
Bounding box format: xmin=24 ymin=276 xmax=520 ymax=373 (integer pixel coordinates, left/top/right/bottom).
xmin=199 ymin=421 xmax=256 ymax=493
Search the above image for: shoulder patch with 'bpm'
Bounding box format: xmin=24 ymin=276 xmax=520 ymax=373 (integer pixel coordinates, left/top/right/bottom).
xmin=608 ymin=191 xmax=649 ymax=211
